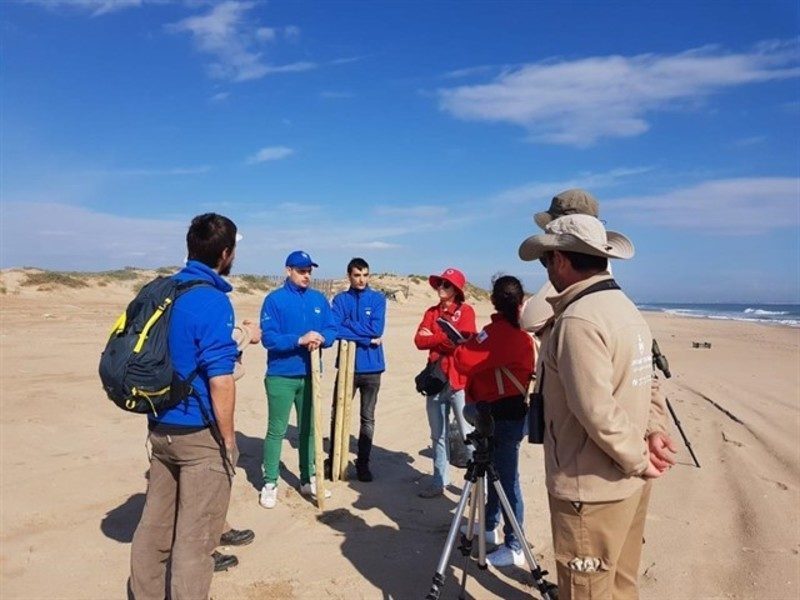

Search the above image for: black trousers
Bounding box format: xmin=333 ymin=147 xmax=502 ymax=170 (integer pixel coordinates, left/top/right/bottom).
xmin=328 ymin=372 xmax=382 ymax=465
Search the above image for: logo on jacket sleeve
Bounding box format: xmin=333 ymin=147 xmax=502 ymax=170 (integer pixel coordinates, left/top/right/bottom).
xmin=314 ymin=306 xmax=321 ymax=314
xmin=476 ymin=329 xmax=488 ymax=343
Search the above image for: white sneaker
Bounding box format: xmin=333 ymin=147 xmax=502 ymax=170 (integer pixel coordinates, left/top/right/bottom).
xmin=486 ymin=545 xmax=525 ymax=567
xmin=459 ymin=523 xmax=499 ymax=545
xmin=259 ymin=483 xmax=277 ymax=509
xmin=300 ymin=481 xmax=332 ymax=499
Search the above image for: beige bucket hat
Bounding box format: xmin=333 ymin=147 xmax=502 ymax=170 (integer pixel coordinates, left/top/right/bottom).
xmin=519 ymin=214 xmax=634 ymax=261
xmin=534 ymin=188 xmax=600 ymax=229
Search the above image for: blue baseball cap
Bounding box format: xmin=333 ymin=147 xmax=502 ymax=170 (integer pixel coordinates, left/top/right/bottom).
xmin=285 ymin=250 xmax=319 ymax=269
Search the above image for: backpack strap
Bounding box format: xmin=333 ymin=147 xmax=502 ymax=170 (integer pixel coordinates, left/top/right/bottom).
xmin=174 ymin=279 xmax=215 ymax=387
xmin=563 ymin=278 xmax=620 ymax=311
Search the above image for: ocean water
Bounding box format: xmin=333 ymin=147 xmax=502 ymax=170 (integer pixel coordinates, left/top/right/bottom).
xmin=637 ymin=303 xmax=800 ymax=328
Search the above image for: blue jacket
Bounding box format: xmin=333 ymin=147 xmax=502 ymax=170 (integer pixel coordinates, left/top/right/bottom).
xmin=332 ymin=286 xmax=386 ymax=373
xmin=150 ymin=260 xmax=238 ymax=428
xmin=261 ymin=280 xmax=337 ymax=377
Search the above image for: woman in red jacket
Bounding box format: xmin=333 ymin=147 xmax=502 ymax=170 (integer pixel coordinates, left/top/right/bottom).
xmin=453 ymin=275 xmax=534 ymax=568
xmin=414 ymin=268 xmax=477 ymax=498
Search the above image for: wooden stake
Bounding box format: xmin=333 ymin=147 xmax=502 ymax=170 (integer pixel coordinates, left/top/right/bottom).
xmin=331 ymin=341 xmax=348 ymax=483
xmin=339 ymin=340 xmax=356 ymax=481
xmin=310 ymin=348 xmax=326 ymax=510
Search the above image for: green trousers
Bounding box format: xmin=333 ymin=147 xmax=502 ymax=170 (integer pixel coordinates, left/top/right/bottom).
xmin=263 ymin=375 xmax=316 ymax=485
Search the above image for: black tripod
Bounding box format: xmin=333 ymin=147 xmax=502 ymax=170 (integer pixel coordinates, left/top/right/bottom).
xmin=426 ymin=426 xmax=557 ymax=600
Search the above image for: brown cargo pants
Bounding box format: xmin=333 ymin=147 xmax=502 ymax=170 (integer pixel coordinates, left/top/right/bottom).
xmin=130 ymin=427 xmax=235 ymax=600
xmin=549 ymin=481 xmax=652 ymax=600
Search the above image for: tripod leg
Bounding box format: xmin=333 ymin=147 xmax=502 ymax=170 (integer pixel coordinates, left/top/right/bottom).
xmin=426 ymin=480 xmax=474 ymax=600
xmin=491 ymin=476 xmax=557 ymax=600
xmin=458 ymin=483 xmax=480 ymax=598
xmin=666 ymin=398 xmax=701 ymax=468
xmin=476 ymin=477 xmax=487 ymax=569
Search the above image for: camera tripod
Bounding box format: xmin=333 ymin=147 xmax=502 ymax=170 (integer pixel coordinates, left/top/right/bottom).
xmin=425 ymin=431 xmax=558 ymax=600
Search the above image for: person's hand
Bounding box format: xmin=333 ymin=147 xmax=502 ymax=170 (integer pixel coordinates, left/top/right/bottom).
xmin=299 ymin=331 xmax=323 ymax=347
xmin=647 ymin=432 xmax=677 ymax=472
xmin=224 ymin=441 xmax=237 ymax=465
xmin=455 ymin=332 xmax=473 ymax=345
xmin=417 ymin=327 xmax=433 ymax=337
xmin=370 ymin=337 xmax=382 ymax=346
xmin=242 ymin=319 xmax=262 ymax=344
xmin=641 ymin=458 xmax=664 ymax=479
xmin=307 ymin=340 xmax=322 ymax=351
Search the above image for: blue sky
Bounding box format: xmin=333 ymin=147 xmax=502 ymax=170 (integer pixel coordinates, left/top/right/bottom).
xmin=1 ymin=0 xmax=798 ymax=303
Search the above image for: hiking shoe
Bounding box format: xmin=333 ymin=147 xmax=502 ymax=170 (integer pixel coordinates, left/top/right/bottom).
xmin=300 ymin=481 xmax=332 ymax=499
xmin=212 ymin=551 xmax=238 ymax=572
xmin=486 ymin=545 xmax=524 ymax=568
xmin=418 ymin=485 xmax=444 ymax=499
xmin=356 ymin=462 xmax=373 ymax=482
xmin=219 ymin=528 xmax=254 ymax=547
xmin=259 ymin=483 xmax=278 ymax=509
xmin=459 ymin=523 xmax=499 ymax=545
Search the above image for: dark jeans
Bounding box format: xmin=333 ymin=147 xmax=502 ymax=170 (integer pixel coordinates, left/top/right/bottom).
xmin=328 ymin=372 xmax=382 ymax=465
xmin=485 ymin=417 xmax=525 ymax=550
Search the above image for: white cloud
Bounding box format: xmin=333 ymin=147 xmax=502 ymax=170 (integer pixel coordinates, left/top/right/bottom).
xmin=96 ymin=165 xmax=211 ymax=176
xmin=439 ymin=40 xmax=800 ymax=146
xmin=1 ymin=202 xmax=186 ymax=270
xmin=733 ymin=135 xmax=767 ymax=147
xmin=343 ymin=241 xmax=400 ymax=250
xmin=488 ymin=167 xmax=653 ymax=206
xmin=167 ymin=2 xmax=315 ymax=82
xmin=320 ymin=91 xmax=354 ymax=99
xmin=210 ymin=91 xmax=230 ymax=103
xmin=246 ymin=146 xmax=294 ymax=164
xmin=24 ymin=0 xmax=144 ymax=16
xmin=605 ymin=177 xmax=800 ymax=234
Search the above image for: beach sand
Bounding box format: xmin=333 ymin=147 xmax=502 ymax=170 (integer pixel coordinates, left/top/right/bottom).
xmin=1 ymin=270 xmax=798 ymax=599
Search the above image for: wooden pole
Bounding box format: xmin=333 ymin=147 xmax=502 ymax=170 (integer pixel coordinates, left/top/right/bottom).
xmin=310 ymin=348 xmax=326 ymax=510
xmin=339 ymin=340 xmax=357 ymax=481
xmin=331 ymin=341 xmax=347 ymax=483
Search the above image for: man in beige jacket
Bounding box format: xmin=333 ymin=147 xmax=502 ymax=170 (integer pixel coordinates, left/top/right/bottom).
xmin=518 ymin=214 xmax=673 ymax=600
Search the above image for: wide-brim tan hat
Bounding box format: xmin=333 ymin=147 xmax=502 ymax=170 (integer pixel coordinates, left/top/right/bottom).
xmin=519 ymin=214 xmax=634 ymax=261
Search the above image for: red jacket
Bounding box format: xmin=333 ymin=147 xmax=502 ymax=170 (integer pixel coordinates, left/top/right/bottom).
xmin=453 ymin=313 xmax=535 ymax=404
xmin=414 ymin=302 xmax=477 ymax=391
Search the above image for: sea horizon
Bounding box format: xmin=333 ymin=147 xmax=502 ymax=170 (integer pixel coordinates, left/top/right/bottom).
xmin=637 ymin=302 xmax=800 ymax=328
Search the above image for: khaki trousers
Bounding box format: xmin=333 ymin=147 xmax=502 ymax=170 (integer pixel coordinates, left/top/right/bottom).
xmin=549 ymin=481 xmax=652 ymax=600
xmin=130 ymin=428 xmax=234 ymax=600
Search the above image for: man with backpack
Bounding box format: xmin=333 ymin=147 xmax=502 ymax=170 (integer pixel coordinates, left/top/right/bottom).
xmin=129 ymin=213 xmax=241 ymax=600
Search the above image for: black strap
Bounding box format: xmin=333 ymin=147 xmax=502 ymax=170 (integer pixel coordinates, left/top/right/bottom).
xmin=563 ymin=278 xmax=620 ymax=311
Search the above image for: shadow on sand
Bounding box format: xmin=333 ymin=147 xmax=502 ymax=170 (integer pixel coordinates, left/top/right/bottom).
xmin=317 ymin=433 xmax=533 ymax=599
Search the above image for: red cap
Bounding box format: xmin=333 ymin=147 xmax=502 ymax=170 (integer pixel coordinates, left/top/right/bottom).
xmin=428 ymin=268 xmax=466 ymax=296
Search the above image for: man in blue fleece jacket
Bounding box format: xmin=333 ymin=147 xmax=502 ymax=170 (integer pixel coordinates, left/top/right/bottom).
xmin=130 ymin=213 xmax=240 ymax=600
xmin=327 ymin=257 xmax=386 ymax=482
xmin=259 ymin=250 xmax=337 ymax=509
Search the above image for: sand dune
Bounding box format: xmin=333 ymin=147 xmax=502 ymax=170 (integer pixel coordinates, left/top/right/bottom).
xmin=0 ymin=270 xmax=797 ymax=599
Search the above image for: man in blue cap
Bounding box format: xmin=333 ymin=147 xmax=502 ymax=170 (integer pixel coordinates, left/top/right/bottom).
xmin=258 ymin=250 xmax=337 ymax=508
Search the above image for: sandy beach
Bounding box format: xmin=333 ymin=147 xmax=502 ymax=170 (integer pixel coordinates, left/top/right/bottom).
xmin=1 ymin=269 xmax=798 ymax=600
